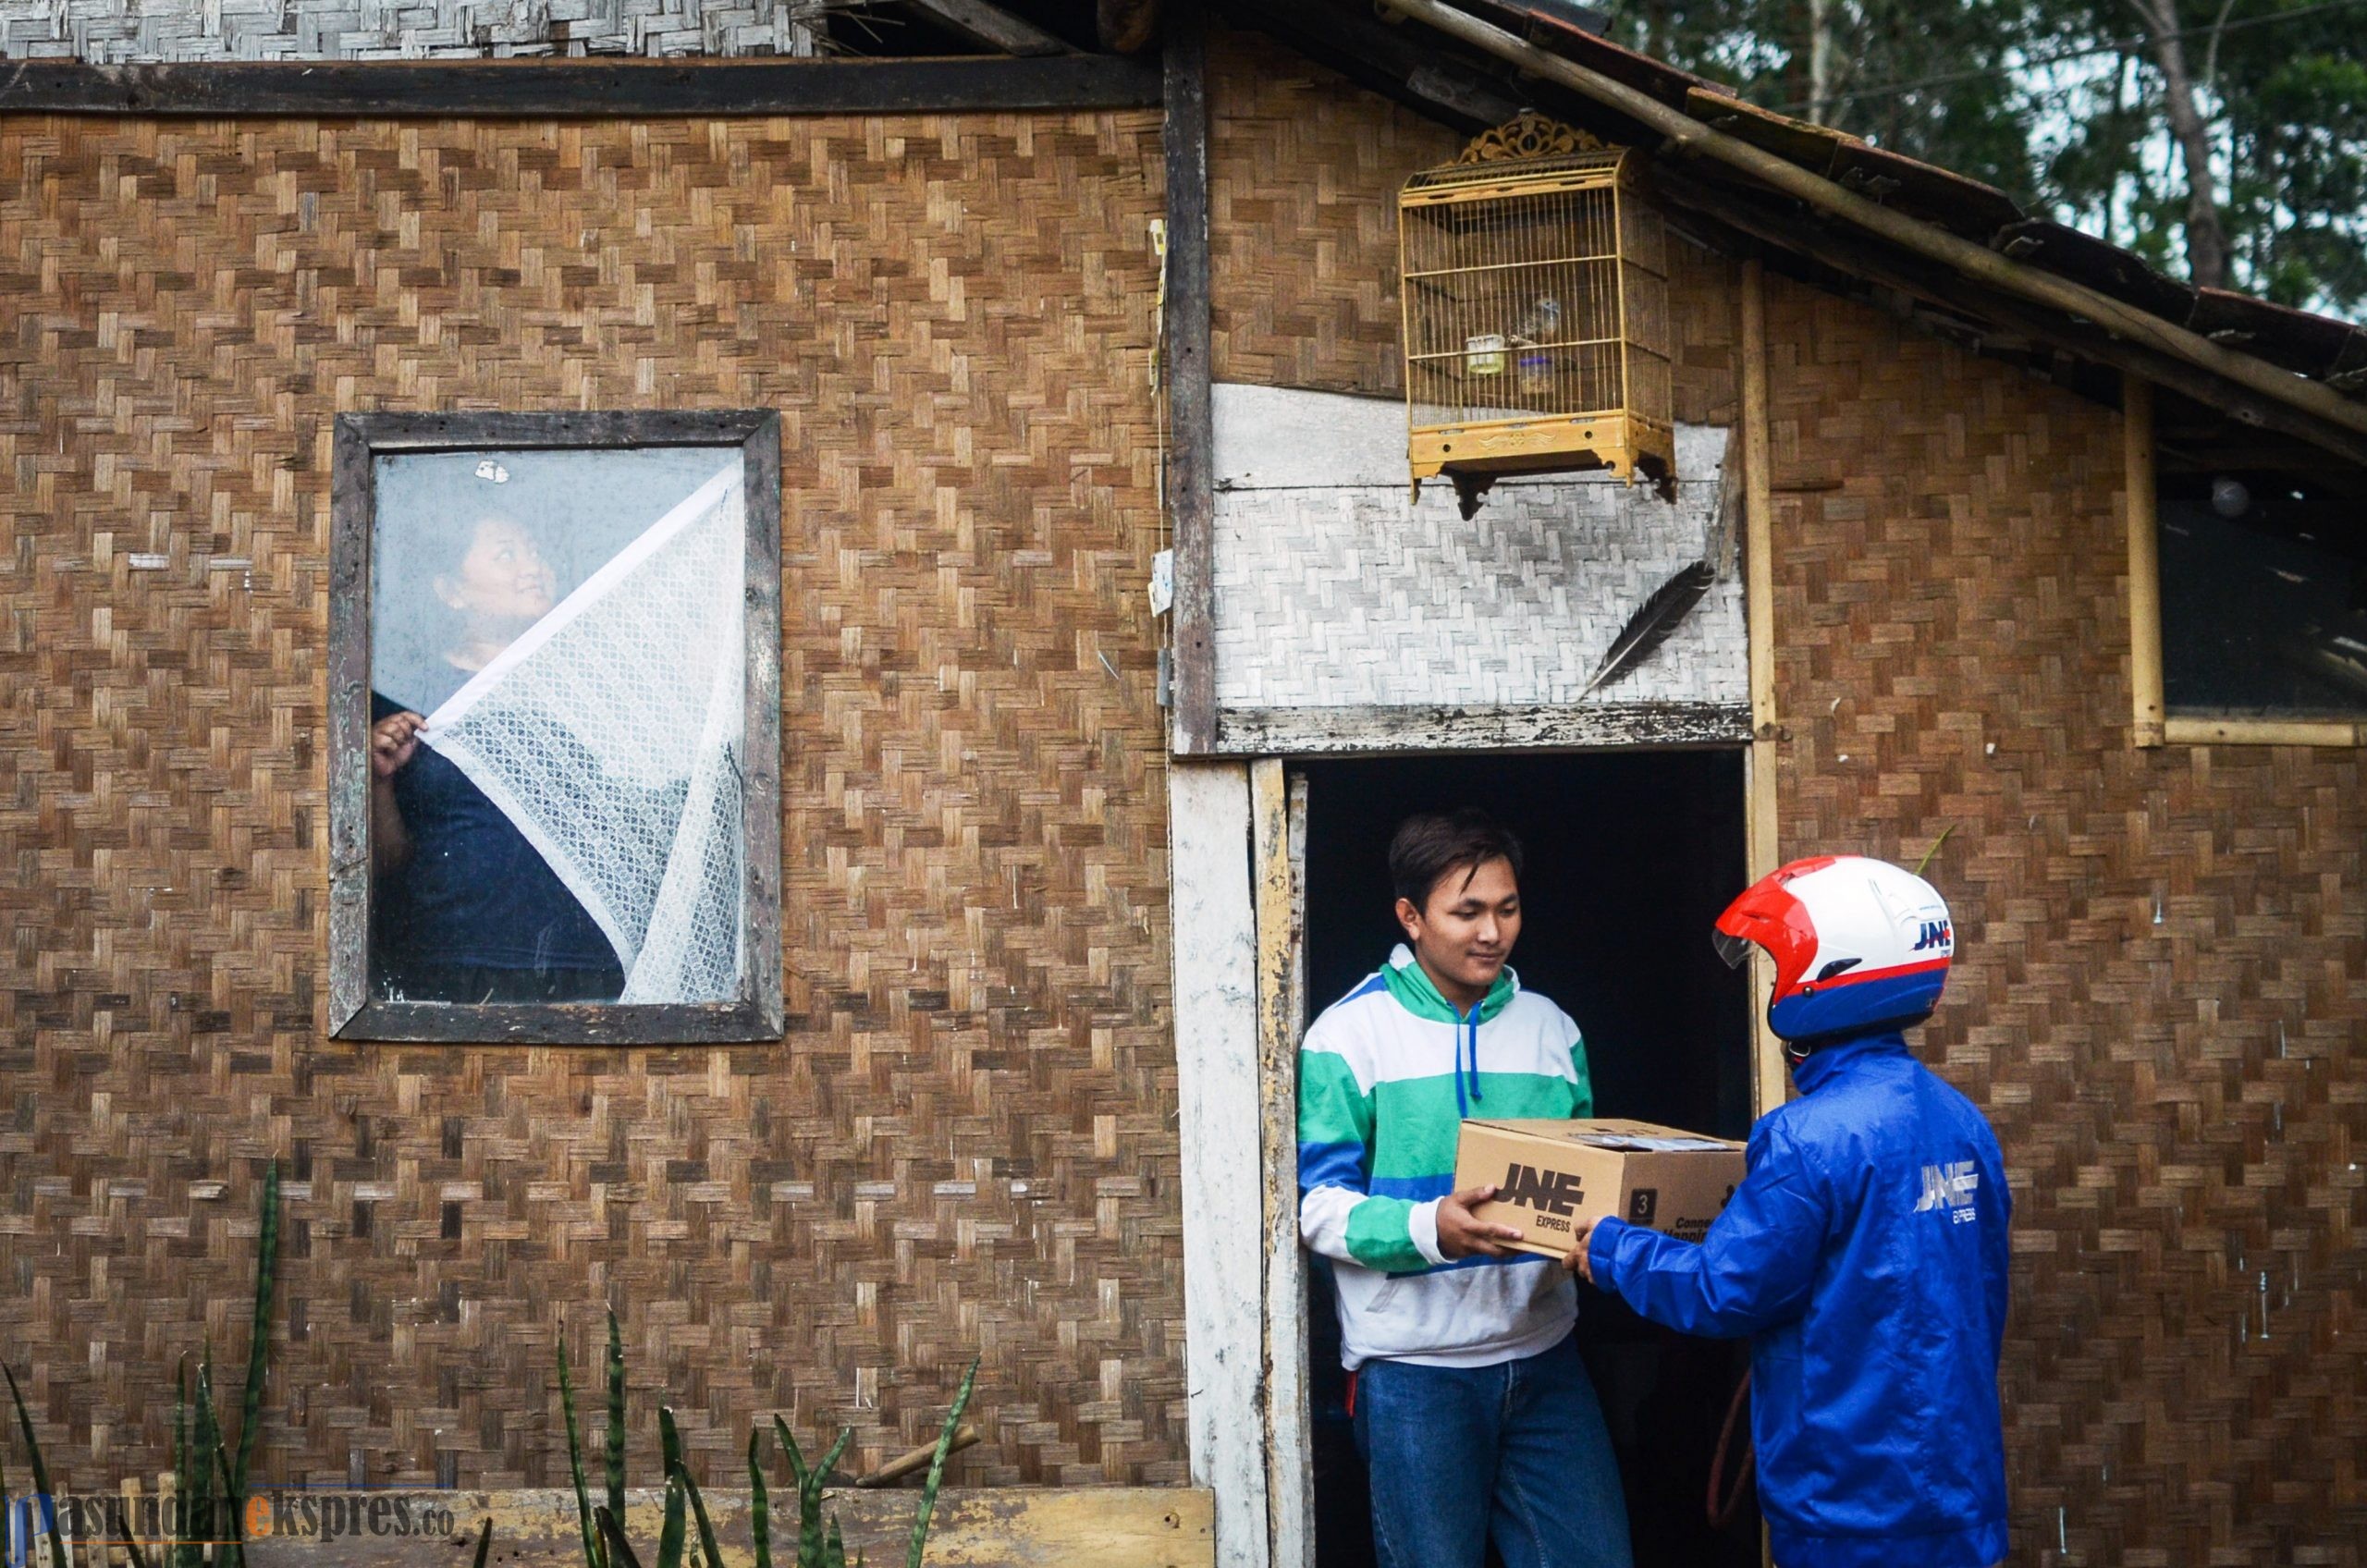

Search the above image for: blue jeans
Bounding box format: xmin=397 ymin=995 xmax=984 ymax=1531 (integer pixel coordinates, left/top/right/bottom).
xmin=1354 ymin=1334 xmax=1633 ymax=1568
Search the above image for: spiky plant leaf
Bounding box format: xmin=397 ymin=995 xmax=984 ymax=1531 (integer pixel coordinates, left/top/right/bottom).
xmin=605 ymin=1308 xmax=629 ymax=1537
xmin=558 ymin=1330 xmax=605 ymax=1568
xmin=749 ymin=1428 xmax=773 ymax=1568
xmin=656 ymin=1412 xmax=687 ymax=1568
xmin=210 ymin=1435 xmax=247 ymax=1568
xmin=172 ymin=1358 xmax=195 ymax=1568
xmin=772 ymin=1415 xmax=808 ymax=1489
xmin=231 ymin=1160 xmax=279 ymax=1501
xmin=596 ymin=1506 xmax=648 ymax=1568
xmin=472 ymin=1518 xmax=496 ymax=1568
xmin=904 ymin=1358 xmax=979 ymax=1568
xmin=672 ymin=1461 xmax=726 ymax=1568
xmin=816 ymin=1427 xmax=855 ymax=1486
xmin=822 ymin=1517 xmax=846 ymax=1568
xmin=3 ymin=1363 xmax=68 ymax=1568
xmin=1915 ymin=824 xmax=1956 ymax=876
xmin=193 ymin=1353 xmax=221 ymax=1558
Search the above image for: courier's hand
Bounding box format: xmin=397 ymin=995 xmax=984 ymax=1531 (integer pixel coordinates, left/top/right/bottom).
xmin=1435 ymin=1183 xmax=1527 ymax=1260
xmin=1561 ymin=1221 xmax=1597 ymax=1284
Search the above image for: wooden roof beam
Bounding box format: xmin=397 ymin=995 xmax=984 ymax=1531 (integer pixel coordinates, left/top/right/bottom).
xmin=903 ymin=0 xmax=1073 ymax=55
xmin=1375 ymin=0 xmax=2367 ymax=460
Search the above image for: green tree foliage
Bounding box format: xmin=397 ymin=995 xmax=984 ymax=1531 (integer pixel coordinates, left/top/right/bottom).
xmin=1608 ymin=0 xmax=2367 ymax=314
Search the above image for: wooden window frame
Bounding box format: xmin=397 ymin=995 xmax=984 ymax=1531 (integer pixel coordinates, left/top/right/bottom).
xmin=2123 ymin=374 xmax=2367 ymax=749
xmin=327 ymin=410 xmax=785 ymax=1044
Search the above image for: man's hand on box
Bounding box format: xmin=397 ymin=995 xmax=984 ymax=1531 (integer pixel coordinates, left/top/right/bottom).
xmin=1561 ymin=1221 xmax=1597 ymax=1285
xmin=1435 ymin=1183 xmax=1528 ymax=1260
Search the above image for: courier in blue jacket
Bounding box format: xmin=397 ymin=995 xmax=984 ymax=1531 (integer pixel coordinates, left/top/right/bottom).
xmin=1567 ymin=855 xmax=2010 ymax=1568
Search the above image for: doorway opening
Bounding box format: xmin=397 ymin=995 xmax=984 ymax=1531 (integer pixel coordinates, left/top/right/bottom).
xmin=1296 ymin=748 xmax=1760 ymax=1568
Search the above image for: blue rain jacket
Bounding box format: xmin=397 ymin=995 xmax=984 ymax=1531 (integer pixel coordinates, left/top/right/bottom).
xmin=1586 ymin=1033 xmax=2010 ymax=1568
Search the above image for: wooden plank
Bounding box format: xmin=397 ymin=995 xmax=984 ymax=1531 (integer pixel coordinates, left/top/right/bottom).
xmin=2123 ymin=375 xmax=2167 ymax=749
xmin=0 ymin=55 xmax=1159 ymax=117
xmin=1211 ymin=702 xmax=1753 ymax=756
xmin=1738 ymin=260 xmax=1786 ymax=1123
xmin=327 ymin=416 xmax=375 ymax=1037
xmin=1166 ymin=762 xmax=1271 ymax=1568
xmin=1162 ymin=0 xmax=1220 ymax=755
xmin=905 ymin=0 xmax=1074 ymax=55
xmin=243 ymin=1487 xmax=1214 ymax=1566
xmin=1249 ymin=759 xmax=1313 ymax=1568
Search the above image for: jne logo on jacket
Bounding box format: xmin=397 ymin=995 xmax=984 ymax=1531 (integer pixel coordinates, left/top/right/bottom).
xmin=1913 ymin=1160 xmax=1979 ymax=1221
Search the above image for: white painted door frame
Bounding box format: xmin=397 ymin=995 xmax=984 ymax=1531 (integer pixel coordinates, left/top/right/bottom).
xmin=1169 ymin=759 xmax=1316 ymax=1568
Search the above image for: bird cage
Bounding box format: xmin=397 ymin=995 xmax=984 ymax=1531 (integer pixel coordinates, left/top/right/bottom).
xmin=1399 ymin=115 xmax=1674 ymax=511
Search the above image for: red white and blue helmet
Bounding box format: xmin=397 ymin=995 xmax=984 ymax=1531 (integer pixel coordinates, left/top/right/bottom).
xmin=1713 ymin=855 xmax=1955 ymax=1044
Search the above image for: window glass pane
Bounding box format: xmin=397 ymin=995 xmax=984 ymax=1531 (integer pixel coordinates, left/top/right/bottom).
xmin=367 ymin=447 xmax=749 ymax=1006
xmin=2158 ymin=467 xmax=2367 ymax=718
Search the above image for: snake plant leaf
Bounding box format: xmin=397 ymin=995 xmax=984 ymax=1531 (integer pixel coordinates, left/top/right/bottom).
xmin=606 ymin=1308 xmax=629 ymax=1535
xmin=749 ymin=1428 xmax=773 ymax=1568
xmin=672 ymin=1461 xmax=726 ymax=1568
xmin=210 ymin=1436 xmax=247 ymax=1568
xmin=596 ymin=1506 xmax=648 ymax=1568
xmin=231 ymin=1160 xmax=279 ymax=1502
xmin=472 ymin=1519 xmax=496 ymax=1568
xmin=773 ymin=1415 xmax=809 ymax=1489
xmin=558 ymin=1330 xmax=605 ymax=1568
xmin=4 ymin=1363 xmax=68 ymax=1568
xmin=656 ymin=1411 xmax=687 ymax=1568
xmin=904 ymin=1358 xmax=980 ymax=1568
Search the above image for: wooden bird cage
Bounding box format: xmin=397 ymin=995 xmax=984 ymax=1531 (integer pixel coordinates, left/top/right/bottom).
xmin=1399 ymin=115 xmax=1674 ymax=510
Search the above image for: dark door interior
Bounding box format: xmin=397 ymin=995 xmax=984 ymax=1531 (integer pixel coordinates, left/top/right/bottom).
xmin=1297 ymin=749 xmax=1760 ymax=1568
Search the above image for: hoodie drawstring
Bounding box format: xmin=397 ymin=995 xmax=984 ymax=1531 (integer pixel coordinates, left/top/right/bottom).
xmin=1453 ymin=1002 xmax=1485 ymax=1117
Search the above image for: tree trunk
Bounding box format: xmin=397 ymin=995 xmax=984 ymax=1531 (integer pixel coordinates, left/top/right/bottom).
xmin=2131 ymin=0 xmax=2229 ymax=288
xmin=1809 ymin=0 xmax=1835 ymax=124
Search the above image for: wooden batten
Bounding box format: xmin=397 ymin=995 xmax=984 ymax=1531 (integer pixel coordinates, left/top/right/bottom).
xmin=1738 ymin=259 xmax=1786 ymax=1123
xmin=2123 ymin=374 xmax=2168 ymax=748
xmin=1250 ymin=759 xmax=1314 ymax=1568
xmin=1164 ymin=0 xmax=1220 ymax=756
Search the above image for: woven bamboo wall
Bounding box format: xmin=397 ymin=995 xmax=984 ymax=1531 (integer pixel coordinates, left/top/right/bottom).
xmin=0 ymin=0 xmax=825 ymax=61
xmin=1205 ymin=38 xmax=2366 ymax=1566
xmin=0 ymin=110 xmax=1184 ymax=1490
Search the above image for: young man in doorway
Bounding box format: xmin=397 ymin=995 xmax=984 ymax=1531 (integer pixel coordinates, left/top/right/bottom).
xmin=1297 ymin=809 xmax=1633 ymax=1568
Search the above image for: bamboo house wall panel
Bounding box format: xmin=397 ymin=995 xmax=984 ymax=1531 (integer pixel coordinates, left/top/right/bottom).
xmin=1202 ymin=42 xmax=2366 ymax=1565
xmin=0 ymin=110 xmax=1185 ymax=1490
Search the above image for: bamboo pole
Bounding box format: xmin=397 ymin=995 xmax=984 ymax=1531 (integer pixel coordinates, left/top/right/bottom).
xmin=1372 ymin=0 xmax=2367 ymax=449
xmin=1738 ymin=259 xmax=1787 ymax=1123
xmin=2163 ymin=716 xmax=2365 ymax=746
xmin=2123 ymin=374 xmax=2167 ymax=748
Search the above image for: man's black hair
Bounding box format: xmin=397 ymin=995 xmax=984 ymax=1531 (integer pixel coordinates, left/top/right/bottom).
xmin=1389 ymin=809 xmax=1524 ymax=913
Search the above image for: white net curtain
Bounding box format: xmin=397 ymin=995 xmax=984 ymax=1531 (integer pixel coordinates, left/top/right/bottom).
xmin=421 ymin=464 xmax=749 ymax=1004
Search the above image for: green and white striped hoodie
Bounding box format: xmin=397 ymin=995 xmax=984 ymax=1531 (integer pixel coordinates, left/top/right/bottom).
xmin=1297 ymin=943 xmax=1596 ymax=1370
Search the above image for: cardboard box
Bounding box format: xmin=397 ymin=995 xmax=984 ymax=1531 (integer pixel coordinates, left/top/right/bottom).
xmin=1453 ymin=1118 xmax=1748 ymax=1259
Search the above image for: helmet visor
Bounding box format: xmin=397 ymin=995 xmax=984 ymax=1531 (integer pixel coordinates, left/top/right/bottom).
xmin=1712 ymin=928 xmax=1755 ymax=970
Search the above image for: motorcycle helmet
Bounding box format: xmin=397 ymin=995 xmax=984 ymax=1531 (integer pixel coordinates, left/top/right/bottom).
xmin=1713 ymin=854 xmax=1954 ymax=1045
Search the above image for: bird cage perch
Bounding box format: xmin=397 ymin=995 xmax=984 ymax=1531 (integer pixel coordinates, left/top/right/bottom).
xmin=1399 ymin=114 xmax=1674 ymax=514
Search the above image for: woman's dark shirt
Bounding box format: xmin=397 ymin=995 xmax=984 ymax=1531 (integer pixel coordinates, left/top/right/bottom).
xmin=371 ymin=690 xmax=622 ymax=989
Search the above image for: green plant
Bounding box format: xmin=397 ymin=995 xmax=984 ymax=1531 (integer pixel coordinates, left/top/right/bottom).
xmin=558 ymin=1312 xmax=981 ymax=1568
xmin=4 ymin=1362 xmax=68 ymax=1568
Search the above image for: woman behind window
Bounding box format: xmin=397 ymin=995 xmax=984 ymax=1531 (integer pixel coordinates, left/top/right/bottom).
xmin=368 ymin=512 xmax=625 ymax=1004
